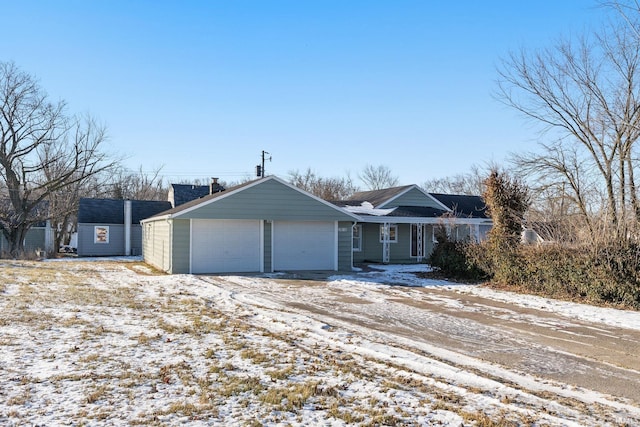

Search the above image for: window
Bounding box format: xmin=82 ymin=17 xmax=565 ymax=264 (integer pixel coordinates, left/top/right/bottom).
xmin=379 ymin=224 xmax=397 ymax=243
xmin=94 ymin=226 xmax=109 ymax=244
xmin=352 ymin=224 xmax=362 ymax=251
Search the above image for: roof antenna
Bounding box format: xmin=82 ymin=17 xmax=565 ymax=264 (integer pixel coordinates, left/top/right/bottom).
xmin=257 ymin=150 xmax=272 ymax=178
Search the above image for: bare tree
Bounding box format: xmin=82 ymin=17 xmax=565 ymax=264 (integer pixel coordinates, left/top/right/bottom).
xmin=108 ymin=165 xmax=168 ymax=201
xmin=422 ymin=164 xmax=487 ymax=195
xmin=496 ymin=17 xmax=640 ymax=241
xmin=359 ymin=164 xmax=399 ymax=190
xmin=0 ymin=62 xmax=115 ymax=256
xmin=288 ymin=168 xmax=358 ymax=200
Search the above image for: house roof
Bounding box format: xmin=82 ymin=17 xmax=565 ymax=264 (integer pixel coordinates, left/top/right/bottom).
xmin=146 ymin=176 xmax=360 ymax=222
xmin=384 ymin=206 xmax=450 ymax=218
xmin=429 ymin=193 xmax=488 ymax=218
xmin=348 ymin=185 xmax=415 ymax=208
xmin=78 ymin=198 xmax=172 ymax=224
xmin=155 ymin=179 xmax=260 ymax=217
xmin=169 ymin=182 xmax=225 ymax=207
xmin=0 ymin=199 xmax=49 ymax=226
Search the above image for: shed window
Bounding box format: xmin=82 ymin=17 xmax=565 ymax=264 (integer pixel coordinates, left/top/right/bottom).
xmin=94 ymin=226 xmax=109 ymax=244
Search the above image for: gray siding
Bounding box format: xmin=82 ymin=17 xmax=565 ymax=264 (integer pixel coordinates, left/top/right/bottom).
xmin=454 ymin=225 xmax=471 ymax=241
xmin=381 ymin=187 xmax=444 ymax=209
xmin=176 ymin=179 xmax=355 ymax=222
xmin=355 ymin=223 xmax=431 ymax=264
xmin=24 ymin=228 xmax=45 ymax=252
xmin=0 ymin=227 xmax=48 ymax=255
xmin=77 ymin=223 xmax=126 ymax=256
xmin=171 ymin=219 xmax=191 ymax=274
xmin=479 ymin=224 xmax=492 ymax=240
xmin=263 ymin=220 xmax=272 ymax=273
xmin=424 ymin=225 xmax=436 ymax=257
xmin=337 ymin=221 xmax=353 ymax=271
xmin=131 ymin=225 xmax=143 ymax=256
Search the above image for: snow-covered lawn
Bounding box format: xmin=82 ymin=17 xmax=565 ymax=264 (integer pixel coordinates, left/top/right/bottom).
xmin=0 ymin=259 xmax=638 ymax=426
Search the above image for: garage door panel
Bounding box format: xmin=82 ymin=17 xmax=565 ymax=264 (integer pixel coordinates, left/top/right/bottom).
xmin=273 ymin=221 xmax=335 ymax=270
xmin=191 ymin=219 xmax=261 ymax=273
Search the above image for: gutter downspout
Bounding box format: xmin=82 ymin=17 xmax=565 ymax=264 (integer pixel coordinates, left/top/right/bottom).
xmin=124 ymin=200 xmax=132 ymax=256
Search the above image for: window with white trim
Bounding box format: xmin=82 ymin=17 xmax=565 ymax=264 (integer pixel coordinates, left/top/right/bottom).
xmin=352 ymin=224 xmax=362 ymax=251
xmin=379 ymin=224 xmax=397 ymax=243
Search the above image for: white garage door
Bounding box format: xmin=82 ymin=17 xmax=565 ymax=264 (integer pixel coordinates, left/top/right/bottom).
xmin=273 ymin=221 xmax=335 ymax=270
xmin=191 ymin=219 xmax=261 ymax=273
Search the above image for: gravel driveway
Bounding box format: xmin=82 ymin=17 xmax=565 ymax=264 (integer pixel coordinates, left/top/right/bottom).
xmin=202 ymin=270 xmax=640 ymax=406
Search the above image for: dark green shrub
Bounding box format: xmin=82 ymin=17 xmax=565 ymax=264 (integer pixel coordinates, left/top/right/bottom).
xmin=480 ymin=243 xmax=640 ymax=310
xmin=428 ymin=228 xmax=487 ymax=281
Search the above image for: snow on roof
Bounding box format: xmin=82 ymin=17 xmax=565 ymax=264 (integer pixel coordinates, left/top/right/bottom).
xmin=342 ymin=201 xmax=396 ymax=216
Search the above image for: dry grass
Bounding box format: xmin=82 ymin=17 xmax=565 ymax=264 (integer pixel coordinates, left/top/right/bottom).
xmin=0 ymin=260 xmax=622 ymax=426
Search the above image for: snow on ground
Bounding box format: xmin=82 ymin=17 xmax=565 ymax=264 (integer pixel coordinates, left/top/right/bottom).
xmin=331 ymin=264 xmax=640 ymax=331
xmin=1 ymin=259 xmax=639 ymax=425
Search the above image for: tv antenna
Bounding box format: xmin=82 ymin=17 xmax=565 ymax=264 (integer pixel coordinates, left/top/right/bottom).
xmin=256 ymin=150 xmax=272 ymax=178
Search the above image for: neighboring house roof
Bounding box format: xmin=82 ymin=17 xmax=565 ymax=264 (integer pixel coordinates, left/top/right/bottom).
xmin=429 ymin=193 xmax=488 ymax=219
xmin=0 ymin=199 xmax=49 ymax=227
xmin=169 ymin=181 xmax=225 ymax=207
xmin=78 ymin=199 xmax=172 ymax=224
xmin=155 ymin=180 xmax=259 ymax=218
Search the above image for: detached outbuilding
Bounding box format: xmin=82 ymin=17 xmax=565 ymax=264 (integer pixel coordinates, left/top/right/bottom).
xmin=77 ymin=198 xmax=172 ymax=256
xmin=141 ymin=176 xmax=359 ymax=274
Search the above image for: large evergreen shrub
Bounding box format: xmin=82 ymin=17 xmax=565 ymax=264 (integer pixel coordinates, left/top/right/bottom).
xmin=428 ymin=226 xmax=486 ymax=281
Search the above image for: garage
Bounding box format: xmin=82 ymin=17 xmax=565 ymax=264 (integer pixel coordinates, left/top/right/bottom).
xmin=142 ymin=176 xmax=358 ymax=274
xmin=273 ymin=221 xmax=335 ymax=270
xmin=191 ymin=219 xmax=261 ymax=273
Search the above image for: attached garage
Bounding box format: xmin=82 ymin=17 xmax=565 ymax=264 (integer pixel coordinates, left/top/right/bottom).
xmin=273 ymin=221 xmax=336 ymax=270
xmin=141 ymin=176 xmax=359 ymax=274
xmin=191 ymin=219 xmax=261 ymax=273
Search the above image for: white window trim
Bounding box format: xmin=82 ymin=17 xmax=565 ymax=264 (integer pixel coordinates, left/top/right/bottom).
xmin=379 ymin=224 xmax=398 ymax=243
xmin=94 ymin=225 xmax=110 ymax=244
xmin=353 ymin=224 xmax=363 ymax=252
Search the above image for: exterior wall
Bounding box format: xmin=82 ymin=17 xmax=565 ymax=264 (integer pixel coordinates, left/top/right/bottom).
xmin=424 ymin=224 xmax=436 ymax=257
xmin=24 ymin=228 xmax=49 ymax=252
xmin=142 ymin=220 xmax=171 ymax=272
xmin=454 ymin=224 xmax=471 ymax=241
xmin=353 ymin=223 xmax=377 ymax=263
xmin=337 ymin=221 xmax=354 ymax=271
xmin=171 ymin=219 xmax=191 ymax=274
xmin=130 ymin=226 xmax=143 ymax=256
xmin=263 ymin=220 xmax=273 ymax=273
xmin=381 ymin=187 xmax=443 ymax=209
xmin=354 ymin=223 xmax=436 ymax=265
xmin=78 ymin=224 xmax=146 ymax=257
xmin=0 ymin=227 xmax=51 ymax=255
xmin=479 ymin=224 xmax=492 ymax=241
xmin=176 ymin=179 xmax=355 ymax=222
xmin=77 ymin=223 xmax=126 ymax=256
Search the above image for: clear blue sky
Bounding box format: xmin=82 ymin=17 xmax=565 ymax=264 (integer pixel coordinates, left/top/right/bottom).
xmin=1 ymin=1 xmax=604 ymax=186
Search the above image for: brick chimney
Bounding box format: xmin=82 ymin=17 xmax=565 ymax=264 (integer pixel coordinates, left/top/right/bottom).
xmin=210 ymin=177 xmax=220 ymax=195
